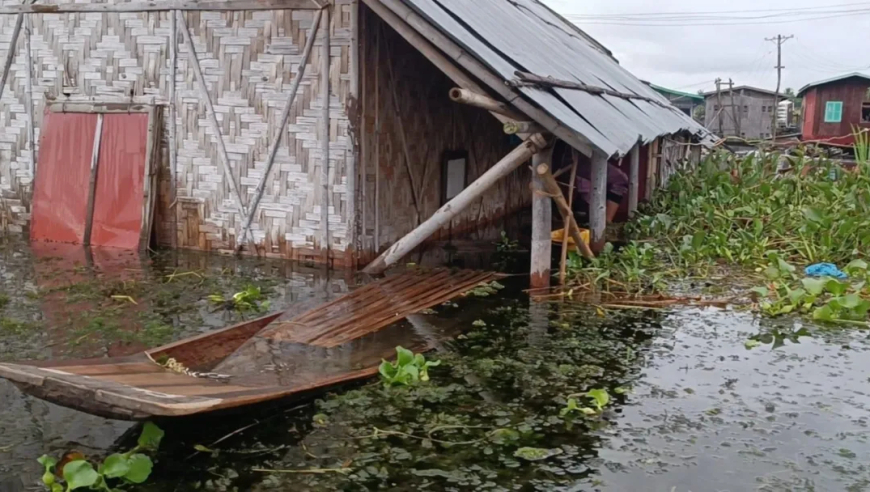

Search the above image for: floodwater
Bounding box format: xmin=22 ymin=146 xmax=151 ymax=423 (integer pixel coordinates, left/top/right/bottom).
xmin=1 ymin=240 xmax=869 ymax=491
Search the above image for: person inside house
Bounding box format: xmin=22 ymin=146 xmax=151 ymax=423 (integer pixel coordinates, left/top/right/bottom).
xmin=552 ymin=141 xmax=628 ymax=224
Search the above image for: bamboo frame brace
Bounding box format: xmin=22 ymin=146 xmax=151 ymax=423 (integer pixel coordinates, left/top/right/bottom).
xmin=237 ymin=9 xmax=323 ymax=252
xmin=363 ymin=134 xmax=550 ymax=274
xmin=449 ymin=88 xmax=526 ymax=122
xmin=535 ymin=164 xmax=595 ymax=260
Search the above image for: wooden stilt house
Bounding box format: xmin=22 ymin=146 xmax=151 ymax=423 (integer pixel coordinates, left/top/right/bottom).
xmin=0 ymin=0 xmax=712 ymax=275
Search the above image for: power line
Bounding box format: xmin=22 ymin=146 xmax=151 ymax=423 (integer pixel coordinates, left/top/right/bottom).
xmin=566 ymin=10 xmax=870 ymax=26
xmin=566 ymin=2 xmax=870 ymax=19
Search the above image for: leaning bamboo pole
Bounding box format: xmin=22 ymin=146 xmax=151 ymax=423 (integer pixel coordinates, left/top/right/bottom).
xmin=559 ymin=152 xmax=579 ymax=284
xmin=176 ymin=11 xmax=248 ymax=240
xmin=535 ymin=164 xmax=594 ymax=260
xmin=363 ymin=134 xmax=549 ymax=274
xmin=449 ymin=88 xmax=525 ymax=122
xmin=236 ymin=9 xmax=322 ymax=252
xmin=0 ymin=14 xmax=24 ymax=106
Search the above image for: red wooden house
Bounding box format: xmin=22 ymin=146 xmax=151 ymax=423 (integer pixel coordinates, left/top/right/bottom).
xmin=798 ymin=73 xmax=870 ymax=146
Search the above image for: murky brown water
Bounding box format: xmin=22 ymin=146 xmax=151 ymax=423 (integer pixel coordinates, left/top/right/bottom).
xmin=1 ymin=239 xmax=869 ymax=491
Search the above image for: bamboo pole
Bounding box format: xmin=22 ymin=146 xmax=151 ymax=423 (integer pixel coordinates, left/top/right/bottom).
xmin=558 ymin=152 xmax=579 ymax=285
xmin=363 ymin=0 xmax=593 ymax=157
xmin=169 ymin=9 xmax=178 ymax=249
xmin=83 ymin=114 xmax=104 ymax=246
xmin=385 ymin=33 xmax=421 ymax=225
xmin=320 ymin=7 xmax=330 ymax=262
xmin=0 ymin=0 xmax=322 ymax=14
xmin=589 ymin=151 xmax=607 ymax=253
xmin=236 ymin=10 xmax=322 ymax=252
xmin=449 ymin=88 xmax=525 ymax=122
xmin=535 ymin=164 xmax=594 ymax=260
xmin=363 ymin=133 xmax=549 ymax=274
xmin=0 ymin=13 xmax=24 ymax=106
xmin=530 ymin=151 xmax=552 ymax=289
xmin=628 ymin=143 xmax=640 ymax=217
xmin=503 ymin=120 xmax=544 ymax=135
xmin=176 ymin=11 xmax=248 ymax=240
xmin=23 ymin=13 xmax=34 ymax=177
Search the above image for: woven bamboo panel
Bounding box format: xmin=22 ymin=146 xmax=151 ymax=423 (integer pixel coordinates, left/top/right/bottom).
xmin=0 ymin=1 xmax=356 ymax=264
xmin=358 ymin=6 xmax=531 ymax=258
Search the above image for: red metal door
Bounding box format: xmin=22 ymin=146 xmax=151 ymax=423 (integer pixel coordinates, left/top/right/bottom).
xmin=30 ymin=112 xmax=99 ymax=244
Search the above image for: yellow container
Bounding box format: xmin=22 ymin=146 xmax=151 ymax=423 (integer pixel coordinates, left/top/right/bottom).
xmin=551 ymin=228 xmax=590 ymax=247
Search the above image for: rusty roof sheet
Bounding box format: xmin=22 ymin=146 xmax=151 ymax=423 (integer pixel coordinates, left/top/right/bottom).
xmin=400 ymin=0 xmax=715 ymax=157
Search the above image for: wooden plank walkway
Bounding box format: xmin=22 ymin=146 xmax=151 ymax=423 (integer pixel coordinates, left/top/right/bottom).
xmin=0 ymin=268 xmax=497 ymax=419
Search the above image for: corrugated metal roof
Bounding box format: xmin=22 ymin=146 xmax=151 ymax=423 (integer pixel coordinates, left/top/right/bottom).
xmin=797 ymin=72 xmax=870 ymax=96
xmin=399 ymin=0 xmax=715 ymax=157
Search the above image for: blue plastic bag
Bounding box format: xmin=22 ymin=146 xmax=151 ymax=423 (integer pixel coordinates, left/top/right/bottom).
xmin=804 ymin=263 xmax=847 ymax=279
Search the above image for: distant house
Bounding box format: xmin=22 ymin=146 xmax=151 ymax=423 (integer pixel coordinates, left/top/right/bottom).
xmin=797 ymin=73 xmax=870 ymax=146
xmin=701 ymin=86 xmax=779 ymax=140
xmin=645 ymin=83 xmax=704 ymax=120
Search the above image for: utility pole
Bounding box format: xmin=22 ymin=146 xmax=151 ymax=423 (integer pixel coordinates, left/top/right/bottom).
xmin=728 ymin=78 xmax=740 ymax=138
xmin=715 ymin=77 xmax=723 ymax=136
xmin=766 ymin=34 xmax=793 ymax=140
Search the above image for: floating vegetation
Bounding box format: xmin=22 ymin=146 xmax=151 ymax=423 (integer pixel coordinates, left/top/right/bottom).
xmin=378 ymin=346 xmax=441 ymax=386
xmin=37 ymin=423 xmax=163 ymax=491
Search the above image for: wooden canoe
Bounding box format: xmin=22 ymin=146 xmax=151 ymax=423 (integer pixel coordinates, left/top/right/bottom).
xmin=0 ymin=268 xmax=496 ymax=420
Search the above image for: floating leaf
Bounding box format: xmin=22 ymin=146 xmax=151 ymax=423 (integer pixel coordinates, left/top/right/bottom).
xmin=62 ymin=461 xmax=98 ymax=490
xmin=514 ymin=447 xmax=563 ymax=461
xmin=137 ymin=422 xmax=164 ymax=451
xmin=801 ymin=278 xmax=827 ymax=296
xmin=744 ymin=339 xmax=762 ymax=350
xmin=124 ymin=454 xmax=153 ymax=484
xmin=587 ymin=388 xmax=610 ymax=410
xmin=100 ymin=453 xmax=130 ymax=478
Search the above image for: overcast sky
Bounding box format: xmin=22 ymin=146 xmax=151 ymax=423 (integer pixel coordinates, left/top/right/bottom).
xmin=542 ymin=0 xmax=870 ymax=94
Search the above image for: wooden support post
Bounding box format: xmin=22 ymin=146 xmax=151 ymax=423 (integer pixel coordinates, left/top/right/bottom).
xmin=373 ymin=24 xmax=380 ymax=253
xmin=176 ymin=11 xmax=248 ymax=236
xmin=23 ymin=13 xmax=35 ymax=178
xmin=536 ymin=164 xmax=594 ymax=260
xmin=628 ymin=143 xmax=640 ymax=217
xmin=530 ymin=151 xmax=552 ymax=289
xmin=589 ymin=151 xmax=608 ymax=253
xmin=320 ymin=7 xmax=331 ymax=262
xmin=83 ymin=114 xmax=105 ymax=246
xmin=348 ymin=0 xmax=359 ymax=261
xmin=169 ymin=9 xmax=178 ymax=249
xmin=363 ymin=134 xmax=548 ymax=274
xmin=237 ymin=10 xmax=322 ymax=252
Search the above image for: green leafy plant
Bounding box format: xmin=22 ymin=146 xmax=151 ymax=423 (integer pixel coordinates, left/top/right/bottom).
xmin=208 ymin=285 xmax=270 ymax=312
xmin=38 ymin=422 xmax=163 ymax=491
xmin=560 ymin=388 xmax=611 ymax=417
xmin=379 ymin=346 xmax=441 ymax=387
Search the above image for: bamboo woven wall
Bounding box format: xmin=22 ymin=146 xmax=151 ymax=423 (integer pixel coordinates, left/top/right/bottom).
xmin=0 ymin=1 xmax=356 ymax=264
xmin=358 ymin=6 xmax=530 ymax=258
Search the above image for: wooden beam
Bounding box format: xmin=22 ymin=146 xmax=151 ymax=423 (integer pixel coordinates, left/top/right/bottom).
xmin=363 ymin=134 xmax=549 ymax=274
xmin=512 ymin=71 xmax=670 ymax=109
xmin=589 ymin=151 xmax=608 ymax=253
xmin=83 ymin=114 xmax=104 ymax=247
xmin=535 ymin=164 xmax=594 ymax=260
xmin=530 ymin=151 xmax=552 ymax=289
xmin=320 ymin=7 xmax=331 ymax=262
xmin=237 ymin=10 xmax=322 ymax=252
xmin=169 ymin=9 xmax=178 ymax=249
xmin=362 ymin=0 xmax=594 ymax=157
xmin=176 ymin=11 xmax=248 ymax=241
xmin=0 ymin=0 xmax=322 ymax=14
xmin=449 ymin=88 xmax=525 ymax=122
xmin=628 ymin=143 xmax=640 ymax=217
